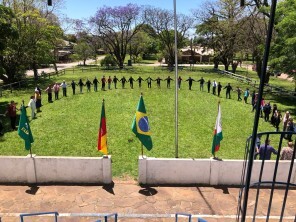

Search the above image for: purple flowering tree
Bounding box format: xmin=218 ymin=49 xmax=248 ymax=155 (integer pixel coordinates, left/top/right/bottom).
xmin=90 ymin=4 xmax=143 ymax=68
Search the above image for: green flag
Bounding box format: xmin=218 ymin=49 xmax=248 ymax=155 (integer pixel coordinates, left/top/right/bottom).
xmin=18 ymin=105 xmax=34 ymax=150
xmin=131 ymin=95 xmax=153 ymax=150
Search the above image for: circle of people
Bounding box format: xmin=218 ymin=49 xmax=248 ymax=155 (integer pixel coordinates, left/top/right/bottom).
xmin=2 ymin=75 xmax=295 ymax=147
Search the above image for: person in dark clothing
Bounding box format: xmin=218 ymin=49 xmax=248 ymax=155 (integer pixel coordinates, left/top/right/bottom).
xmin=155 ymin=77 xmax=162 ymax=88
xmin=185 ymin=77 xmax=195 ymax=90
xmin=44 ymin=84 xmax=53 ymax=102
xmin=274 ymin=111 xmax=282 ymax=132
xmin=207 ymin=80 xmax=211 ymax=93
xmin=78 ymin=79 xmax=85 ymax=93
xmin=101 ymin=76 xmax=106 ymax=90
xmin=236 ymin=87 xmax=242 ymax=101
xmin=263 ymin=102 xmax=271 ymax=122
xmin=271 ymin=104 xmax=278 ymax=126
xmin=197 ymin=77 xmax=205 ymax=91
xmin=113 ymin=76 xmax=119 ymax=89
xmin=85 ymin=79 xmax=92 ymax=92
xmin=93 ymin=77 xmax=99 ymax=92
xmin=146 ymin=77 xmax=153 ymax=88
xmin=128 ymin=76 xmax=135 ymax=89
xmin=136 ymin=76 xmax=144 ymax=88
xmin=257 ymin=139 xmax=278 ymax=160
xmin=120 ymin=76 xmax=127 ymax=89
xmin=178 ymin=76 xmax=182 ymax=89
xmin=164 ymin=76 xmax=174 ymax=88
xmin=224 ymin=83 xmax=233 ymax=99
xmin=71 ymin=80 xmax=77 ymax=95
xmin=217 ymin=82 xmax=222 ymax=97
xmin=4 ymin=101 xmax=18 ymax=130
xmin=107 ymin=76 xmax=112 ymax=90
xmin=286 ymin=118 xmax=294 ymax=141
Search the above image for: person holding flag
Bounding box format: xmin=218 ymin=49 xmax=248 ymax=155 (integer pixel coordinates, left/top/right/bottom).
xmin=18 ymin=103 xmax=34 ymax=151
xmin=212 ymin=102 xmax=223 ymax=157
xmin=131 ymin=94 xmax=153 ymax=151
xmin=98 ymin=99 xmax=108 ymax=155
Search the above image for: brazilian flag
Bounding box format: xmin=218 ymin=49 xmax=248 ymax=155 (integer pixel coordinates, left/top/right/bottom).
xmin=131 ymin=95 xmax=153 ymax=150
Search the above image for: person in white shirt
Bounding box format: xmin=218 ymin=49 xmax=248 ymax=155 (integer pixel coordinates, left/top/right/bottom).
xmin=27 ymin=96 xmax=36 ymax=119
xmin=60 ymin=80 xmax=67 ymax=97
xmin=212 ymin=80 xmax=217 ymax=95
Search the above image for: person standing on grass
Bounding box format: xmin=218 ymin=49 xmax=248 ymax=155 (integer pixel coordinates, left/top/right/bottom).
xmin=107 ymin=76 xmax=112 ymax=90
xmin=27 ymin=96 xmax=36 ymax=119
xmin=44 ymin=84 xmax=53 ymax=103
xmin=164 ymin=76 xmax=174 ymax=88
xmin=258 ymin=139 xmax=278 ymax=160
xmin=178 ymin=76 xmax=182 ymax=90
xmin=236 ymin=87 xmax=242 ymax=101
xmin=271 ymin=104 xmax=278 ymax=126
xmin=274 ymin=110 xmax=282 ymax=132
xmin=224 ymin=83 xmax=233 ymax=99
xmin=207 ymin=80 xmax=211 ymax=93
xmin=4 ymin=100 xmax=18 ymax=130
xmin=197 ymin=77 xmax=205 ymax=91
xmin=34 ymin=89 xmax=42 ymax=112
xmin=93 ymin=77 xmax=99 ymax=92
xmin=120 ymin=76 xmax=127 ymax=89
xmin=286 ymin=118 xmax=295 ymax=141
xmin=60 ymin=80 xmax=67 ymax=97
xmin=155 ymin=77 xmax=163 ymax=88
xmin=283 ymin=111 xmax=290 ymax=132
xmin=136 ymin=76 xmax=144 ymax=88
xmin=113 ymin=76 xmax=119 ymax=89
xmin=185 ymin=77 xmax=195 ymax=90
xmin=71 ymin=80 xmax=77 ymax=95
xmin=146 ymin=76 xmax=153 ymax=88
xmin=53 ymin=82 xmax=60 ymax=100
xmin=78 ymin=79 xmax=85 ymax=93
xmin=260 ymin=98 xmax=265 ymax=118
xmin=128 ymin=76 xmax=135 ymax=89
xmin=101 ymin=76 xmax=106 ymax=90
xmin=280 ymin=142 xmax=294 ymax=160
xmin=86 ymin=78 xmax=92 ymax=92
xmin=243 ymin=88 xmax=250 ymax=104
xmin=212 ymin=80 xmax=217 ymax=95
xmin=217 ymin=82 xmax=222 ymax=97
xmin=263 ymin=102 xmax=271 ymax=122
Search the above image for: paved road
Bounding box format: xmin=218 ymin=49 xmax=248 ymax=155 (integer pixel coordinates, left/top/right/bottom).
xmin=0 ymin=181 xmax=295 ymax=222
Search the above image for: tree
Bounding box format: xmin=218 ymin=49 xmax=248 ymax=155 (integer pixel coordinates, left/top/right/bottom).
xmin=194 ymin=0 xmax=245 ymax=71
xmin=144 ymin=7 xmax=193 ymax=67
xmin=90 ymin=4 xmax=143 ymax=68
xmin=0 ymin=0 xmax=64 ymax=82
xmin=73 ymin=41 xmax=94 ymax=66
xmin=270 ymin=0 xmax=296 ymax=89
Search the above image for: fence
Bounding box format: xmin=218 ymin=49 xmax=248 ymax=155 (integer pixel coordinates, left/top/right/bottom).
xmin=217 ymin=69 xmax=296 ymax=97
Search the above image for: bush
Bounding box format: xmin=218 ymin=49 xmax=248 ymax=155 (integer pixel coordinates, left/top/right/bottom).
xmin=100 ymin=54 xmax=117 ymax=67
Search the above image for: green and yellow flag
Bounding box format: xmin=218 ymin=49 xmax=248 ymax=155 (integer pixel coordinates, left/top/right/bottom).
xmin=18 ymin=105 xmax=34 ymax=150
xmin=132 ymin=95 xmax=153 ymax=150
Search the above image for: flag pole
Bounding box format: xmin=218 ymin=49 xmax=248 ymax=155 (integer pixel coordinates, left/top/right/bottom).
xmin=141 ymin=143 xmax=144 ymax=158
xmin=22 ymin=99 xmax=33 ymax=158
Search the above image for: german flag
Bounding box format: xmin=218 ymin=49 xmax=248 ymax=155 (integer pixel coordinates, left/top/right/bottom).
xmin=98 ymin=99 xmax=107 ymax=154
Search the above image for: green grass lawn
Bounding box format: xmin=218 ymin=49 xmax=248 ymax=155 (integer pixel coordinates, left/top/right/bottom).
xmin=0 ymin=66 xmax=295 ymax=178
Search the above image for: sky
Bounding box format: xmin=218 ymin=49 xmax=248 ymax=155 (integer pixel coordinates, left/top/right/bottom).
xmin=59 ymin=0 xmax=204 ymax=20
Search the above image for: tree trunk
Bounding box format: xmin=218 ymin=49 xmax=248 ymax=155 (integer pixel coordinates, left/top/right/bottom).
xmin=232 ymin=62 xmax=238 ymax=73
xmin=32 ymin=62 xmax=38 ymax=80
xmin=53 ymin=62 xmax=58 ymax=72
xmin=213 ymin=57 xmax=219 ymax=69
xmin=83 ymin=59 xmax=86 ymax=66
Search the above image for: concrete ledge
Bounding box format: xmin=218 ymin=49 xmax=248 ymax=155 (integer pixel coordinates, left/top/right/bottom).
xmin=139 ymin=157 xmax=296 ymax=185
xmin=0 ymin=155 xmax=112 ymax=184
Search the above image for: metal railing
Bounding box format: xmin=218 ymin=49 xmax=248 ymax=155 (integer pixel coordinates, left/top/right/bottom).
xmin=20 ymin=211 xmax=59 ymax=222
xmin=237 ymin=131 xmax=296 ymax=222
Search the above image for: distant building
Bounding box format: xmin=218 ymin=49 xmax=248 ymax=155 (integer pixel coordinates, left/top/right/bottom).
xmin=55 ymin=40 xmax=76 ymax=63
xmin=180 ymin=45 xmax=214 ymax=64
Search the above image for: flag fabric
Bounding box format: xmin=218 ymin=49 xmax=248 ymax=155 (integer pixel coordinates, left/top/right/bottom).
xmin=132 ymin=95 xmax=153 ymax=150
xmin=212 ymin=103 xmax=223 ymax=155
xmin=98 ymin=100 xmax=108 ymax=155
xmin=18 ymin=105 xmax=34 ymax=150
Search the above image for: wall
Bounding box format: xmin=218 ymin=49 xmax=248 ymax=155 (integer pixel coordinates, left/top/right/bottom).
xmin=139 ymin=156 xmax=296 ymax=185
xmin=0 ymin=155 xmax=112 ymax=184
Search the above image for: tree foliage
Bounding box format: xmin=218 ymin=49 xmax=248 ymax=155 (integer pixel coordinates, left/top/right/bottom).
xmin=90 ymin=4 xmax=143 ymax=68
xmin=270 ymin=0 xmax=296 ymax=82
xmin=143 ymin=7 xmax=193 ymax=67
